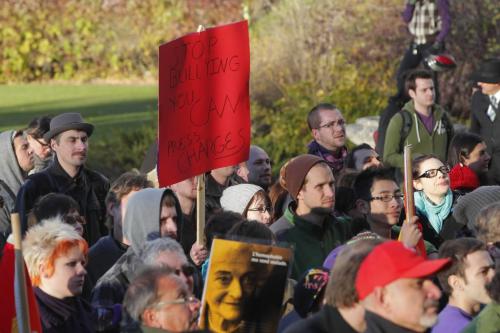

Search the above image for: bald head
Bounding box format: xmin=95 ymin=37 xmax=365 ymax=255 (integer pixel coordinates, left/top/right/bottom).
xmin=247 ymin=145 xmax=272 ymax=190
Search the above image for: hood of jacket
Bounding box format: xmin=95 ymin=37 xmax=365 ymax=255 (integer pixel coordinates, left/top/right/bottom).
xmin=123 ymin=188 xmax=183 ymax=254
xmin=0 ymin=130 xmax=25 ymax=195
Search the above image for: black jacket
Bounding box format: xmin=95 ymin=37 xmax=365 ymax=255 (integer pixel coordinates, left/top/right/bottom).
xmin=35 ymin=287 xmax=95 ymax=333
xmin=470 ymin=90 xmax=500 ymax=184
xmin=283 ymin=305 xmax=358 ymax=333
xmin=365 ymin=311 xmax=418 ymax=333
xmin=15 ymin=157 xmax=109 ymax=245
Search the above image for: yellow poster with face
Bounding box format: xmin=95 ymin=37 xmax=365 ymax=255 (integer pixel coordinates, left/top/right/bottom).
xmin=200 ymin=238 xmax=292 ymax=333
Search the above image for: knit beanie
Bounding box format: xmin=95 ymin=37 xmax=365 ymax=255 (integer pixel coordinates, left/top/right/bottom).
xmin=220 ymin=184 xmax=264 ymax=215
xmin=283 ymin=154 xmax=325 ymax=200
xmin=449 ymin=164 xmax=480 ymax=192
xmin=453 ymin=186 xmax=500 ymax=229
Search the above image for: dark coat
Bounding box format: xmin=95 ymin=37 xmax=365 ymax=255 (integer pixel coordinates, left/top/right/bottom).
xmin=15 ymin=157 xmax=109 ymax=245
xmin=35 ymin=287 xmax=95 ymax=333
xmin=470 ymin=90 xmax=500 ymax=184
xmin=283 ymin=305 xmax=358 ymax=333
xmin=82 ymin=235 xmax=127 ymax=300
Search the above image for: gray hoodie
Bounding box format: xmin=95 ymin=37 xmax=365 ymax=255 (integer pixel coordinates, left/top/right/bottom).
xmin=91 ymin=188 xmax=184 ymax=330
xmin=0 ymin=131 xmax=25 ymax=248
xmin=123 ymin=187 xmax=183 ymax=254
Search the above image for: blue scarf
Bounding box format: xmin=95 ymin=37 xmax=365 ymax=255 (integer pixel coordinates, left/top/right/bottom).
xmin=414 ymin=189 xmax=453 ymax=233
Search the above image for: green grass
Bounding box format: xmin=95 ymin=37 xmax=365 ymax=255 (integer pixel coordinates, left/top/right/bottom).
xmin=0 ymin=84 xmax=158 ymax=138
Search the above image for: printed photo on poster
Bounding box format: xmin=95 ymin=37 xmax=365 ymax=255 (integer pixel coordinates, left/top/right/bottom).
xmin=200 ymin=238 xmax=292 ymax=333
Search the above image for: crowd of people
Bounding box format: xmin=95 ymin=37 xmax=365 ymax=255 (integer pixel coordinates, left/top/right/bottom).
xmin=1 ymin=1 xmax=500 ymax=332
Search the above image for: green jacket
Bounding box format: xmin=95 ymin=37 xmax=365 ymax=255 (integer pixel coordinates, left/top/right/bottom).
xmin=462 ymin=303 xmax=500 ymax=333
xmin=270 ymin=205 xmax=352 ymax=279
xmin=383 ymin=101 xmax=453 ymax=169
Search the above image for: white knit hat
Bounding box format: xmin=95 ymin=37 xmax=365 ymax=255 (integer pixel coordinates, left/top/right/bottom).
xmin=220 ymin=184 xmax=264 ymax=215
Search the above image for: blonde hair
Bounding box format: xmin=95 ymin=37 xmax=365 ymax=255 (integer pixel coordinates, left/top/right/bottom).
xmin=23 ymin=217 xmax=88 ymax=286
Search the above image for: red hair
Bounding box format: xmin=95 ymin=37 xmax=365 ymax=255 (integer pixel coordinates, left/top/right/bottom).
xmin=31 ymin=239 xmax=88 ymax=287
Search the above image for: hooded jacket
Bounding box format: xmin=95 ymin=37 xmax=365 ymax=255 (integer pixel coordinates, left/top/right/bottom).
xmin=0 ymin=131 xmax=26 ymax=249
xmin=383 ymin=101 xmax=453 ymax=169
xmin=91 ymin=188 xmax=183 ymax=333
xmin=123 ymin=188 xmax=182 ymax=254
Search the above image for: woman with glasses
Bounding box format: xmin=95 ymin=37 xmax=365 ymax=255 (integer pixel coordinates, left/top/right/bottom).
xmin=413 ymin=154 xmax=470 ymax=248
xmin=220 ymin=184 xmax=273 ymax=226
xmin=23 ymin=218 xmax=94 ymax=332
xmin=447 ymin=132 xmax=492 ymax=193
xmin=28 ymin=193 xmax=85 ymax=235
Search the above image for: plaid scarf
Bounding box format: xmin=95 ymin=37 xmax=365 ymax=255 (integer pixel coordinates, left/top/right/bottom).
xmin=409 ymin=0 xmax=441 ymax=44
xmin=307 ymin=140 xmax=347 ymax=175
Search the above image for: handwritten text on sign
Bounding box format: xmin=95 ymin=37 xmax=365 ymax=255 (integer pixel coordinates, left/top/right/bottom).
xmin=158 ymin=21 xmax=250 ymax=186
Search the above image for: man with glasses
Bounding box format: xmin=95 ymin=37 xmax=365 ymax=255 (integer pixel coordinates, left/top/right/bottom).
xmin=93 ymin=237 xmax=198 ymax=332
xmin=124 ymin=266 xmax=201 ymax=333
xmin=353 ymin=167 xmax=426 ymax=252
xmin=25 ymin=116 xmax=52 ymax=175
xmin=307 ymin=103 xmax=348 ymax=177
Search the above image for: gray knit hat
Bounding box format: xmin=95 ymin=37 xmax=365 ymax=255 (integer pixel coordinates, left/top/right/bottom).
xmin=453 ymin=186 xmax=500 ymax=230
xmin=220 ymin=184 xmax=264 ymax=215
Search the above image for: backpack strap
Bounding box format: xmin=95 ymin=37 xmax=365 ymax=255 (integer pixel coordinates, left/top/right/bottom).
xmin=399 ymin=110 xmax=413 ymax=152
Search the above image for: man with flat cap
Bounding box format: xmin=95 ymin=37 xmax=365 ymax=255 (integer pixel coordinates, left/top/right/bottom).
xmin=470 ymin=58 xmax=500 ymax=184
xmin=15 ymin=113 xmax=109 ymax=245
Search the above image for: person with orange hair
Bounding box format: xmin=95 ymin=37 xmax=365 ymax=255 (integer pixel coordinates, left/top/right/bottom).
xmin=23 ymin=217 xmax=94 ymax=332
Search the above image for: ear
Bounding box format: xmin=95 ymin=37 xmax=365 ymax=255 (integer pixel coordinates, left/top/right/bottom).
xmin=296 ymin=188 xmax=305 ymax=202
xmin=413 ymin=179 xmax=423 ymax=191
xmin=372 ymin=286 xmax=389 ymax=310
xmin=355 ymin=199 xmax=369 ymax=215
xmin=408 ymin=89 xmax=416 ymax=100
xmin=50 ymin=139 xmax=57 ymax=151
xmin=448 ymin=274 xmax=463 ymax=292
xmin=141 ymin=308 xmax=158 ymax=326
xmin=106 ymin=202 xmax=115 ymax=217
xmin=312 ymin=128 xmax=321 ymax=141
xmin=39 ymin=263 xmax=49 ymax=279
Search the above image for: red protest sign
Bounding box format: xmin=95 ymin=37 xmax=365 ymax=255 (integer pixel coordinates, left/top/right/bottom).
xmin=158 ymin=20 xmax=250 ymax=186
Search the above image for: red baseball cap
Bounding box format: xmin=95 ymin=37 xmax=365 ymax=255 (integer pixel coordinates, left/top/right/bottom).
xmin=355 ymin=241 xmax=450 ymax=300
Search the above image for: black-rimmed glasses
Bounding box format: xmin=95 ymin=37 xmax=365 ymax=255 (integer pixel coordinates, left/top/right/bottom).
xmin=247 ymin=206 xmax=273 ymax=214
xmin=415 ymin=166 xmax=450 ymax=179
xmin=370 ymin=193 xmax=404 ymax=202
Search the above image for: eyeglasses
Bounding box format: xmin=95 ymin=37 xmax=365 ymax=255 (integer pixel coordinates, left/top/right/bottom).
xmin=317 ymin=119 xmax=345 ymax=130
xmin=151 ymin=295 xmax=199 ymax=309
xmin=30 ymin=135 xmax=50 ymax=148
xmin=174 ymin=264 xmax=195 ymax=278
xmin=247 ymin=206 xmax=273 ymax=214
xmin=64 ymin=214 xmax=87 ymax=226
xmin=415 ymin=166 xmax=450 ymax=179
xmin=370 ymin=193 xmax=404 ymax=202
